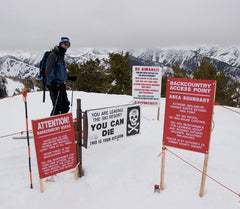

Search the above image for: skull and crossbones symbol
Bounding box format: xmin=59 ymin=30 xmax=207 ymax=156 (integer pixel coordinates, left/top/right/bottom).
xmin=128 ymin=108 xmax=139 ymax=134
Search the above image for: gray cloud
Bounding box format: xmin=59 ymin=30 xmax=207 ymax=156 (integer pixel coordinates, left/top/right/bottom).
xmin=1 ymin=0 xmax=240 ymax=50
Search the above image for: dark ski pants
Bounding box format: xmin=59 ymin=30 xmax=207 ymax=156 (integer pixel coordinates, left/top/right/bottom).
xmin=49 ymin=89 xmax=70 ymax=116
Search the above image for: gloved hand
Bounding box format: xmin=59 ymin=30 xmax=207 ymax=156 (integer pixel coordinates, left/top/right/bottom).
xmin=67 ymin=75 xmax=77 ymax=81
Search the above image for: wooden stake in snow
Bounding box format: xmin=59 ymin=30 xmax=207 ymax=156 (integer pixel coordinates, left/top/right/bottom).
xmin=160 ymin=146 xmax=166 ymax=190
xmin=39 ymin=179 xmax=44 ymax=193
xmin=199 ymin=154 xmax=209 ymax=197
xmin=76 ymin=99 xmax=83 ymax=177
xmin=157 ymin=107 xmax=160 ymax=121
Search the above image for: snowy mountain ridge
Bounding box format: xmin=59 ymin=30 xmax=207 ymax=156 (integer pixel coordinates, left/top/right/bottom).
xmin=0 ymin=46 xmax=240 ymax=81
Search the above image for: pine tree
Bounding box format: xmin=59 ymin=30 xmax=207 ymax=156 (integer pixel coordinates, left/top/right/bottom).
xmin=67 ymin=59 xmax=109 ymax=93
xmin=172 ymin=62 xmax=189 ymax=78
xmin=215 ymin=69 xmax=231 ymax=105
xmin=228 ymin=82 xmax=240 ymax=107
xmin=0 ymin=86 xmax=6 ymax=98
xmin=0 ymin=77 xmax=7 ymax=98
xmin=193 ymin=57 xmax=237 ymax=105
xmin=161 ymin=77 xmax=167 ymax=97
xmin=105 ymin=52 xmax=132 ymax=95
xmin=193 ymin=57 xmax=217 ymax=80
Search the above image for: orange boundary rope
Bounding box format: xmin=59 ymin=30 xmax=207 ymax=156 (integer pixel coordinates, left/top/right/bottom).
xmin=0 ymin=93 xmax=22 ymax=100
xmin=164 ymin=147 xmax=240 ymax=198
xmin=0 ymin=130 xmax=33 ymax=139
xmin=215 ymin=103 xmax=240 ymax=115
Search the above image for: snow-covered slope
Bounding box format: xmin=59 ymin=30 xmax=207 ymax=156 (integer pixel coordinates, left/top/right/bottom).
xmin=5 ymin=77 xmax=24 ymax=96
xmin=0 ymin=91 xmax=240 ymax=209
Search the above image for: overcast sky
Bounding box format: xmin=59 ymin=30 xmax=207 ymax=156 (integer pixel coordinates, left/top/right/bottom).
xmin=1 ymin=0 xmax=240 ymax=50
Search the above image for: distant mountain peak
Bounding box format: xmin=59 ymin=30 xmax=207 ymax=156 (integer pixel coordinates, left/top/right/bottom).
xmin=0 ymin=46 xmax=240 ymax=81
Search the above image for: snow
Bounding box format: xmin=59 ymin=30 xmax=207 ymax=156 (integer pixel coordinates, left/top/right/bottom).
xmin=5 ymin=77 xmax=24 ymax=96
xmin=0 ymin=91 xmax=240 ymax=209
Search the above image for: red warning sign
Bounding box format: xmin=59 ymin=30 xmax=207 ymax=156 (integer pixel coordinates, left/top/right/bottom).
xmin=32 ymin=113 xmax=77 ymax=179
xmin=162 ymin=78 xmax=216 ymax=154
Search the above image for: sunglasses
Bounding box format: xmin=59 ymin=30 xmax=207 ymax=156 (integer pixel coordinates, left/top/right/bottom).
xmin=63 ymin=43 xmax=70 ymax=47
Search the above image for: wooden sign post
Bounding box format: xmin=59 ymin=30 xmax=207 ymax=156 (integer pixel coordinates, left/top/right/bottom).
xmin=160 ymin=78 xmax=216 ymax=197
xmin=199 ymin=154 xmax=209 ymax=197
xmin=76 ymin=99 xmax=83 ymax=177
xmin=157 ymin=107 xmax=160 ymax=121
xmin=160 ymin=146 xmax=166 ymax=190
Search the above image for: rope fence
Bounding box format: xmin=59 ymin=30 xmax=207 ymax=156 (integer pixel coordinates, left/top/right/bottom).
xmin=215 ymin=103 xmax=240 ymax=115
xmin=0 ymin=93 xmax=22 ymax=100
xmin=0 ymin=130 xmax=32 ymax=139
xmin=158 ymin=147 xmax=240 ymax=201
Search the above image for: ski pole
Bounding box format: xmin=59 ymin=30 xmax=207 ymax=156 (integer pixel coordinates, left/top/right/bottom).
xmin=52 ymin=90 xmax=60 ymax=115
xmin=70 ymin=82 xmax=75 ymax=113
xmin=42 ymin=76 xmax=46 ymax=103
xmin=22 ymin=88 xmax=33 ymax=189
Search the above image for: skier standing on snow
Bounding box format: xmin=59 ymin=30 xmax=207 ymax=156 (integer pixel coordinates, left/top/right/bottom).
xmin=45 ymin=37 xmax=77 ymax=116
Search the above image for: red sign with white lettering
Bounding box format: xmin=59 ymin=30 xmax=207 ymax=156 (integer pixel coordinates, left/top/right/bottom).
xmin=32 ymin=113 xmax=77 ymax=179
xmin=162 ymin=78 xmax=216 ymax=153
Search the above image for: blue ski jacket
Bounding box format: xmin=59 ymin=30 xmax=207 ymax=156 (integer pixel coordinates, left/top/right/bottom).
xmin=45 ymin=46 xmax=68 ymax=86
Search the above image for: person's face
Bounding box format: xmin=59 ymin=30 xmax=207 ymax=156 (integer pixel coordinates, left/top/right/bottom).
xmin=61 ymin=42 xmax=70 ymax=50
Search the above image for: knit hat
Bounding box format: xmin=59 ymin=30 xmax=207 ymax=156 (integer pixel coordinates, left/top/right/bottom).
xmin=59 ymin=37 xmax=71 ymax=46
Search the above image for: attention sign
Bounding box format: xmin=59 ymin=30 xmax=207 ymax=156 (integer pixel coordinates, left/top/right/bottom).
xmin=132 ymin=66 xmax=162 ymax=106
xmin=162 ymin=78 xmax=216 ymax=153
xmin=32 ymin=113 xmax=77 ymax=179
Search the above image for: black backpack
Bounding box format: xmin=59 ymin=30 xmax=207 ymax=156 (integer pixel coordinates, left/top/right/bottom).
xmin=38 ymin=51 xmax=52 ymax=102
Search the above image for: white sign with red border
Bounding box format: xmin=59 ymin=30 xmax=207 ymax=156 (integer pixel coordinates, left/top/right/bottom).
xmin=132 ymin=66 xmax=162 ymax=106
